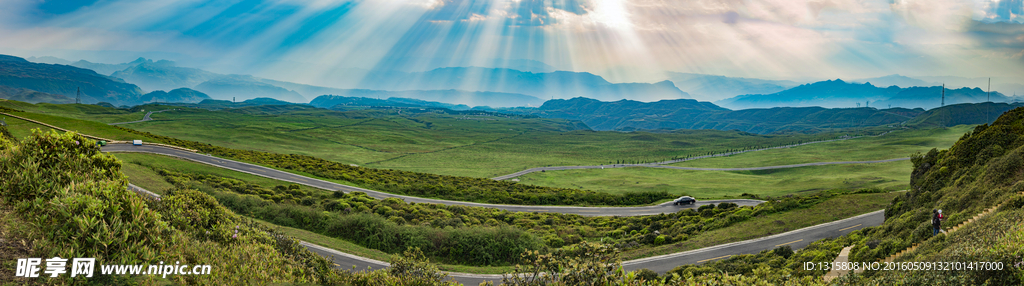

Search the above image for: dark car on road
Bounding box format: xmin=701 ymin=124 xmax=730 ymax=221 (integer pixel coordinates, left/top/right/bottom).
xmin=672 ymin=196 xmax=696 ymax=205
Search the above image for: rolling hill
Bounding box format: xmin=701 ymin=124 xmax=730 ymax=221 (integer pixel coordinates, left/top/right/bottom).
xmin=528 ymin=97 xmax=922 ymax=133
xmin=140 ymin=88 xmax=211 ymax=104
xmin=0 ymin=54 xmax=146 ymax=106
xmin=0 ymin=86 xmax=74 ymax=104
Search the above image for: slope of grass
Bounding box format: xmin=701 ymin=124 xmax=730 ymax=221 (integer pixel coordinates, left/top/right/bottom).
xmin=1 ymin=110 xmax=159 ymax=142
xmin=6 ymin=100 xmax=844 ymax=177
xmin=518 ymin=161 xmax=910 ymax=199
xmin=669 ymin=126 xmax=971 ymax=168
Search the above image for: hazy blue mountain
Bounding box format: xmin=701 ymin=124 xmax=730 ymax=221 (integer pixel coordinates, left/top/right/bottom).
xmin=356 ymin=67 xmax=691 ymax=102
xmin=529 ymin=97 xmax=920 ymax=134
xmin=666 ymin=72 xmax=799 ymax=101
xmin=140 ymin=88 xmax=211 ymax=104
xmin=874 ymin=86 xmax=1012 ymax=110
xmin=310 ymin=95 xmax=471 ymax=110
xmin=0 ymin=85 xmax=74 ymax=104
xmin=193 ymin=75 xmax=306 ymax=103
xmin=28 ymin=56 xmax=148 ymax=76
xmin=852 ymin=74 xmax=937 ymax=88
xmin=26 ymin=56 xmax=73 ymax=65
xmin=0 ymin=54 xmax=145 ymax=106
xmin=717 ymin=79 xmax=904 ymax=109
xmin=112 ymin=61 xmax=219 ymax=92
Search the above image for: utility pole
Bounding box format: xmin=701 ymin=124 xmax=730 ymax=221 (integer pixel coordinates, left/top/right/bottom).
xmin=76 ymin=87 xmax=81 ymax=104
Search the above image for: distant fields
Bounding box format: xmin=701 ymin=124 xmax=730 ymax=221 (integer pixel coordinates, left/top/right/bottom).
xmin=516 ymin=126 xmax=971 ymax=199
xmin=2 ymin=102 xmax=845 ymax=178
xmin=517 ymin=160 xmax=910 ymax=199
xmin=668 ymin=125 xmax=972 ymax=168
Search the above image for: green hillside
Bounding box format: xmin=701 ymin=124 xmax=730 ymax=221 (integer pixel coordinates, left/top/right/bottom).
xmin=664 ymin=107 xmax=1024 ymax=284
xmin=0 ymin=55 xmax=145 ymax=106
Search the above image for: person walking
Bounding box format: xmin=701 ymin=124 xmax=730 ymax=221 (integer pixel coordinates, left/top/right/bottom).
xmin=932 ymin=209 xmax=941 ymax=236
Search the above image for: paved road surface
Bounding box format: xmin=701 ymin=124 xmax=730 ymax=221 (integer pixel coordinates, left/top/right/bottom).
xmin=304 ymin=210 xmax=884 ymax=285
xmin=108 ymin=109 xmax=176 ymax=125
xmin=103 ymin=144 xmax=762 ymax=216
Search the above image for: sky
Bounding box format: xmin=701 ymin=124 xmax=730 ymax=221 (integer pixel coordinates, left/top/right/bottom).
xmin=0 ymin=0 xmax=1022 ymax=85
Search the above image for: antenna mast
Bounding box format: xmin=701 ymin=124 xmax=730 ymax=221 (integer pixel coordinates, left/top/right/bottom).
xmin=76 ymin=87 xmax=81 ymax=104
xmin=987 ymin=78 xmax=991 ymax=102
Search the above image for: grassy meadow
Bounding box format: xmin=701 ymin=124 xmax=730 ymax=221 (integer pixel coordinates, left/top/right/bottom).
xmin=518 ymin=160 xmax=911 ymax=199
xmin=2 ymin=101 xmax=851 ymax=177
xmin=668 ymin=125 xmax=972 ymax=168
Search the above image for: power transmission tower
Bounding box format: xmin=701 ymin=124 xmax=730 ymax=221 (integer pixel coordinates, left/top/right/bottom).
xmin=76 ymin=87 xmax=81 ymax=104
xmin=941 ymin=84 xmax=945 ymax=107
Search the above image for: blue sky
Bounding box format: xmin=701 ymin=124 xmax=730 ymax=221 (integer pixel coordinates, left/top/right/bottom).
xmin=0 ymin=0 xmax=1021 ymax=85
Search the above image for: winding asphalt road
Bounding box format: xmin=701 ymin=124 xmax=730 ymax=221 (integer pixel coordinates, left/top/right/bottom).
xmin=298 ymin=211 xmax=884 ymax=285
xmin=103 ymin=144 xmax=762 ymax=216
xmin=109 ymin=144 xmax=887 ymax=285
xmin=108 ymin=109 xmax=177 ymax=125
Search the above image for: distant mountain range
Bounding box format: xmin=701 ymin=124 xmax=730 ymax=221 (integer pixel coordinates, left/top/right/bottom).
xmin=852 ymin=74 xmax=937 ymax=88
xmin=113 ymin=60 xmax=220 ymax=92
xmin=665 ymin=72 xmax=799 ymax=101
xmin=355 ymin=67 xmax=692 ymax=102
xmin=525 ymin=97 xmax=922 ymax=134
xmin=309 ymin=95 xmax=472 ymax=110
xmin=717 ymin=79 xmax=1018 ymax=110
xmin=0 ymin=55 xmax=145 ymax=106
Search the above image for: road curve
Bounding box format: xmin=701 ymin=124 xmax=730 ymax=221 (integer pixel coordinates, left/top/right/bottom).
xmin=108 ymin=109 xmax=177 ymax=125
xmin=304 ymin=210 xmax=884 ymax=285
xmin=102 ymin=143 xmax=762 ymax=216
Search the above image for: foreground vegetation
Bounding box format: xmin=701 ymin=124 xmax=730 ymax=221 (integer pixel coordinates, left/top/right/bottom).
xmin=130 ymin=150 xmax=890 ymax=269
xmin=0 ymin=128 xmax=460 ymax=285
xmin=662 ymin=107 xmax=1024 ymax=284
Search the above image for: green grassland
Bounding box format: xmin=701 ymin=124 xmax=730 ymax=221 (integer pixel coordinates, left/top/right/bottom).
xmin=1 ymin=109 xmax=164 ymax=142
xmin=517 ymin=160 xmax=911 ymax=199
xmin=122 ymin=107 xmax=839 ymax=177
xmin=3 ymin=101 xmax=848 ymax=178
xmin=114 ymin=152 xmax=326 ymax=196
xmin=669 ymin=126 xmax=972 ymax=168
xmin=0 ymin=100 xmax=148 ymax=123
